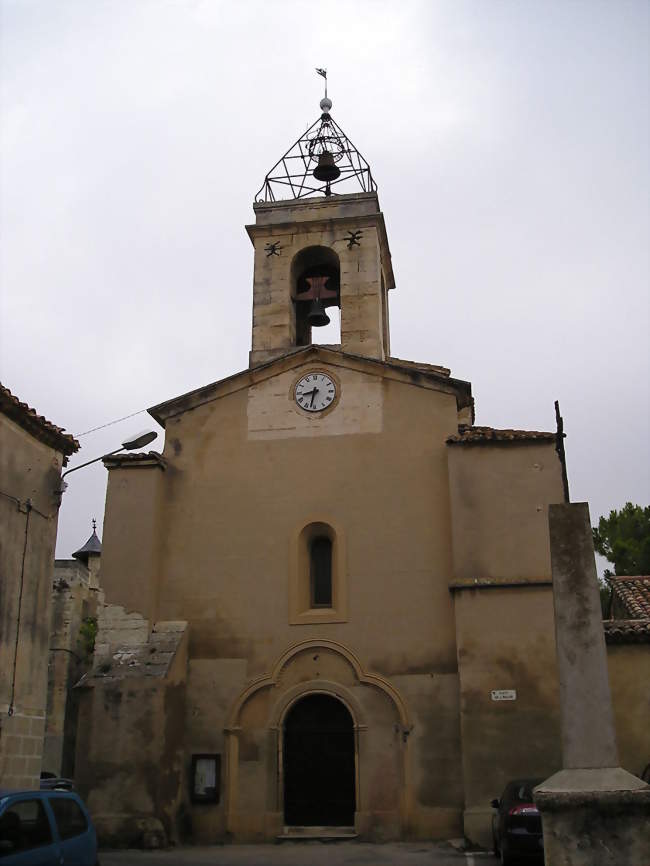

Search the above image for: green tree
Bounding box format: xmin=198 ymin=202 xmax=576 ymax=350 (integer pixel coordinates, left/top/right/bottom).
xmin=593 ymin=503 xmax=650 ymax=577
xmin=593 ymin=503 xmax=650 ymax=617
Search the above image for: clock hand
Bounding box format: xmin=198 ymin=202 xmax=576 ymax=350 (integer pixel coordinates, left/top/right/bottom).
xmin=310 ymin=387 xmax=319 ymax=407
xmin=298 ymin=386 xmax=317 ymax=404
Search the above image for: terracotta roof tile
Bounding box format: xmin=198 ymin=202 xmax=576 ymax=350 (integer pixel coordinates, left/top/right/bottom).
xmin=0 ymin=383 xmax=79 ymax=455
xmin=102 ymin=450 xmax=167 ymax=469
xmin=603 ymin=619 xmax=650 ymax=644
xmin=607 ymin=576 xmax=650 ymax=619
xmin=446 ymin=424 xmax=555 ymax=445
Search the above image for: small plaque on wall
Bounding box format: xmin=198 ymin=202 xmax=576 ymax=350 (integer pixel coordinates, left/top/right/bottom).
xmin=491 ymin=689 xmax=517 ymax=701
xmin=191 ymin=754 xmax=220 ymax=803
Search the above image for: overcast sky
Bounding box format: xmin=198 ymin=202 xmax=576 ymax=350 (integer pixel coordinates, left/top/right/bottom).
xmin=1 ymin=0 xmax=648 ymax=563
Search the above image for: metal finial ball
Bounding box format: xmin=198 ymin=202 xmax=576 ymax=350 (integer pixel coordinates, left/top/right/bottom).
xmin=320 ymin=97 xmax=332 ymax=113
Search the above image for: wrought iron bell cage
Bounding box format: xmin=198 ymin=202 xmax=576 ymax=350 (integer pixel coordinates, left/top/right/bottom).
xmin=255 ymin=105 xmax=377 ymax=203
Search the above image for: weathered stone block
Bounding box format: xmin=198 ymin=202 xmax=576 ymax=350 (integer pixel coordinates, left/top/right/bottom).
xmin=535 ymin=775 xmax=650 ymax=866
xmin=25 ymin=755 xmax=41 ymax=776
xmin=29 ymin=717 xmax=45 ymax=737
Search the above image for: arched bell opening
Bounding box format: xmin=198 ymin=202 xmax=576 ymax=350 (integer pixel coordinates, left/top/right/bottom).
xmin=291 ymin=246 xmax=341 ymax=347
xmin=282 ymin=692 xmax=355 ymax=827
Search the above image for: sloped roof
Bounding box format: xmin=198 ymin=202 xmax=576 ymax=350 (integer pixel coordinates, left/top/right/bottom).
xmin=607 ymin=576 xmax=650 ymax=620
xmin=446 ymin=424 xmax=555 ymax=446
xmin=102 ymin=451 xmax=167 ymax=470
xmin=603 ymin=619 xmax=650 ymax=644
xmin=72 ymin=528 xmax=102 ymax=563
xmin=387 ymin=356 xmax=450 ymax=378
xmin=148 ymin=345 xmax=473 ymax=426
xmin=0 ymin=383 xmax=79 ymax=455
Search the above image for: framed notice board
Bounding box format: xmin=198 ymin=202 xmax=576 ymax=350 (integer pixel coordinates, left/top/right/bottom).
xmin=190 ymin=753 xmax=220 ymax=803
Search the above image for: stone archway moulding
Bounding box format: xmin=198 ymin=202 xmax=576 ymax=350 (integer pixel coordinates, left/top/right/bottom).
xmin=225 ymin=638 xmax=410 ymax=730
xmin=270 ymin=679 xmax=365 ymax=731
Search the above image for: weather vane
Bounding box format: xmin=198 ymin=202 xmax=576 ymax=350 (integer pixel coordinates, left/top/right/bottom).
xmin=315 ymin=67 xmax=328 ymax=99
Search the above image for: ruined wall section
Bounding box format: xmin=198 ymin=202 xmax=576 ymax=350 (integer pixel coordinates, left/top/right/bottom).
xmin=75 ymin=613 xmax=188 ymax=847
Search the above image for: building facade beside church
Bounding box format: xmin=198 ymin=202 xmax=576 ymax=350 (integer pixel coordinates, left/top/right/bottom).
xmin=73 ymin=97 xmax=648 ymax=848
xmin=0 ymin=384 xmax=79 ymax=790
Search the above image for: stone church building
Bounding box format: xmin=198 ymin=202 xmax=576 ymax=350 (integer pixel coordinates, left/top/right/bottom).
xmin=73 ymin=96 xmax=647 ymax=848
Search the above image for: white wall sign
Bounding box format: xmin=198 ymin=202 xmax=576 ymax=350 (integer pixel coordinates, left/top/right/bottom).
xmin=491 ymin=689 xmax=517 ymax=701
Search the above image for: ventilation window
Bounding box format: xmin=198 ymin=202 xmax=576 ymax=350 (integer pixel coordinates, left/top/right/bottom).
xmin=310 ymin=537 xmax=333 ymax=607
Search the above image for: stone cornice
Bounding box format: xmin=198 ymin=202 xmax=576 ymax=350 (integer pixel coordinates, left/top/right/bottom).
xmin=449 ymin=576 xmax=552 ymax=591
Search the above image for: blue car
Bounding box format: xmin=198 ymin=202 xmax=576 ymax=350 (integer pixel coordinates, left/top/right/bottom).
xmin=0 ymin=790 xmax=98 ymax=865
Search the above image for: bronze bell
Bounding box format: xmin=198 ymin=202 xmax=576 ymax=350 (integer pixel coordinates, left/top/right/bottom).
xmin=313 ymin=151 xmax=341 ymax=183
xmin=306 ymin=299 xmax=330 ymax=327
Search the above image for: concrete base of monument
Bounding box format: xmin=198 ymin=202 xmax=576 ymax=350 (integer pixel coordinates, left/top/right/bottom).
xmin=534 ymin=767 xmax=650 ymax=866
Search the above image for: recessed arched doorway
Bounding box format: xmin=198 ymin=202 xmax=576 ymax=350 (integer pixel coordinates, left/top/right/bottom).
xmin=283 ymin=693 xmax=355 ymax=827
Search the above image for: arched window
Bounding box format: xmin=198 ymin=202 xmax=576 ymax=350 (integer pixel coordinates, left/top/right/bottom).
xmin=310 ymin=536 xmax=332 ymax=608
xmin=290 ymin=521 xmax=347 ymax=624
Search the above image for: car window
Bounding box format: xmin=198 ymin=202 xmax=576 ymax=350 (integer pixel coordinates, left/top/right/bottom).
xmin=49 ymin=797 xmax=88 ymax=840
xmin=0 ymin=798 xmax=53 ymax=856
xmin=515 ymin=784 xmax=533 ymax=801
xmin=510 ymin=780 xmax=543 ymax=802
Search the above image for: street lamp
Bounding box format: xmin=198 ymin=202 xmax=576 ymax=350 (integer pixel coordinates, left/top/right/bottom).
xmin=58 ymin=429 xmax=158 ymax=494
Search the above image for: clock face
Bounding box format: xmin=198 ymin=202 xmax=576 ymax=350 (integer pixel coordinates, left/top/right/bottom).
xmin=295 ymin=372 xmax=337 ymax=413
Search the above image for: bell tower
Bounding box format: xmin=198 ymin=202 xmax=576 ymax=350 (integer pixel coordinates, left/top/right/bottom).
xmin=246 ymin=86 xmax=395 ymax=367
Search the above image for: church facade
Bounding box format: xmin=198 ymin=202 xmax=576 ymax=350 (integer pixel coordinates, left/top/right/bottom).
xmin=75 ymin=101 xmax=572 ymax=847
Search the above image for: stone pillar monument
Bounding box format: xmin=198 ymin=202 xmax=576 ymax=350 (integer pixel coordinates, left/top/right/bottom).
xmin=534 ymin=503 xmax=650 ymax=865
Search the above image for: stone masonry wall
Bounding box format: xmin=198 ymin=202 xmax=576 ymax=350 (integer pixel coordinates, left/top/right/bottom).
xmin=93 ymin=603 xmax=151 ymax=661
xmin=43 ymin=560 xmax=103 ymax=777
xmin=0 ymin=711 xmax=46 ymax=789
xmin=0 ymin=412 xmax=67 ymax=790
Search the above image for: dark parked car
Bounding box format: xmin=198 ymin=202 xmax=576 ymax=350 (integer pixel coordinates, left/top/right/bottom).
xmin=0 ymin=789 xmax=97 ymax=865
xmin=491 ymin=778 xmax=544 ymax=865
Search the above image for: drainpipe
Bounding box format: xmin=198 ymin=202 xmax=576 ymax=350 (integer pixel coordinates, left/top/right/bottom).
xmin=8 ymin=500 xmax=32 ymax=717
